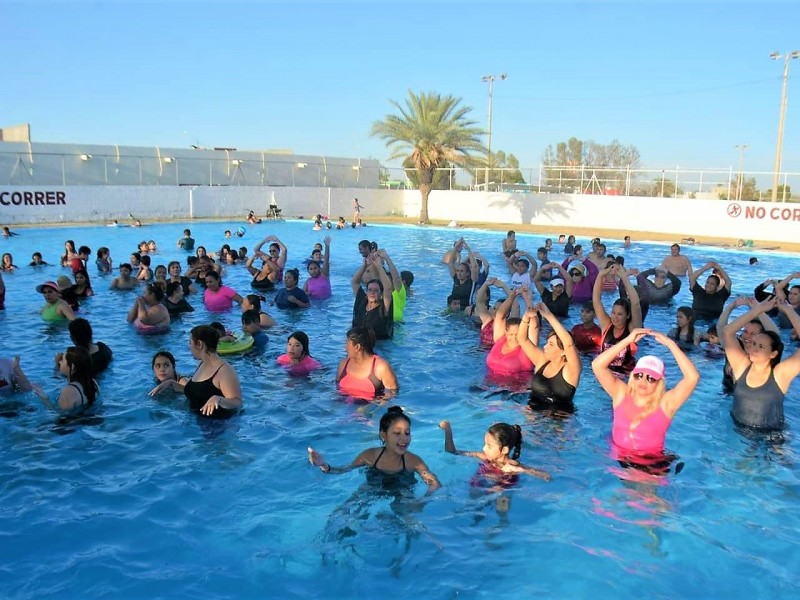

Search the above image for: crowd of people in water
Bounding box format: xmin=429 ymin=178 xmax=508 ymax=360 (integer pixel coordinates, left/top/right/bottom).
xmin=2 ymin=215 xmax=800 ymax=494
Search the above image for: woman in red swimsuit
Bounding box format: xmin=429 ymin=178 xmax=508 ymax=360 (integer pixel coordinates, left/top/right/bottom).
xmin=336 ymin=326 xmax=398 ymax=401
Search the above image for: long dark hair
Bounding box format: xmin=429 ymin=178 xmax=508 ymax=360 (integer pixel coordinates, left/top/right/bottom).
xmin=379 ymin=406 xmax=410 ymax=438
xmin=487 ymin=423 xmax=523 ymax=460
xmin=65 ymin=346 xmax=97 ymax=406
xmin=191 ymin=325 xmax=221 ymax=353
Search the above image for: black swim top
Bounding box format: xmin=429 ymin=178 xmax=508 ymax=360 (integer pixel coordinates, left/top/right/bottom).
xmin=732 ymin=365 xmax=785 ymax=430
xmin=352 ymin=287 xmax=393 ymax=340
xmin=251 ymin=275 xmax=274 ymax=290
xmin=90 ymin=342 xmax=113 ymax=376
xmin=601 ymin=325 xmax=636 ymax=374
xmin=184 ymin=364 xmax=236 ymax=418
xmin=366 ymin=446 xmax=416 ymax=489
xmin=528 ymin=361 xmax=576 ymax=411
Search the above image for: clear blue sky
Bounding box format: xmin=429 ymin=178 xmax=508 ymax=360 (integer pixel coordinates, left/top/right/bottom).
xmin=3 ymin=0 xmax=799 ymax=174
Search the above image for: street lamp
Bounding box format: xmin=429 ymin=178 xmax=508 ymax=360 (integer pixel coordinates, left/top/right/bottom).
xmin=481 ymin=73 xmax=507 ymax=189
xmin=770 ymin=50 xmax=800 ymax=202
xmin=734 ymin=144 xmax=749 ymax=201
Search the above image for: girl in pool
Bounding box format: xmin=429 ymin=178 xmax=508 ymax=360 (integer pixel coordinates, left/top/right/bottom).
xmin=72 ymin=269 xmax=94 ymax=298
xmin=351 ymin=253 xmax=393 ymax=339
xmin=150 ymin=325 xmax=243 ymax=418
xmin=136 ymin=255 xmax=153 ymax=281
xmin=152 ymin=351 xmax=181 ymax=384
xmin=167 ymin=260 xmax=196 ymax=295
xmin=277 ymin=331 xmax=322 ymax=374
xmin=241 ymin=294 xmax=276 ymax=328
xmin=37 ymin=281 xmax=77 ymax=322
xmin=153 ymin=264 xmax=168 ymax=292
xmin=1 ymin=253 xmax=17 ymax=272
xmin=203 ymin=271 xmax=243 ymax=312
xmin=126 ymin=283 xmax=170 ymax=332
xmin=55 ymin=318 xmax=112 ymax=376
xmin=304 ymin=235 xmax=332 ymax=299
xmin=336 ymin=326 xmax=397 ymax=401
xmin=723 ymin=296 xmax=800 ymax=430
xmin=438 ymin=420 xmax=551 ymax=483
xmin=485 ymin=289 xmax=534 ymax=376
xmin=592 ymin=328 xmax=699 ymax=463
xmin=34 ymin=347 xmax=99 ymax=412
xmin=593 ymin=263 xmax=643 ymax=375
xmin=308 ymin=406 xmax=440 ymax=493
xmin=274 ymin=269 xmax=310 ymax=309
xmin=164 ymin=281 xmax=194 ymax=316
xmin=667 ymin=306 xmax=699 ymax=352
xmin=95 ymin=247 xmax=112 ymax=273
xmin=61 ymin=240 xmax=77 ymax=267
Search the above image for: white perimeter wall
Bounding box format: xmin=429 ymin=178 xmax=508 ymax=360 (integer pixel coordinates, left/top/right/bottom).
xmin=1 ymin=186 xmax=796 ymax=244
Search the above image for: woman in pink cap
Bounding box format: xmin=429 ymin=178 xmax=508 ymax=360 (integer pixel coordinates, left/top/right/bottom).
xmin=592 ymin=328 xmax=698 ymax=460
xmin=37 ymin=281 xmax=77 ymax=322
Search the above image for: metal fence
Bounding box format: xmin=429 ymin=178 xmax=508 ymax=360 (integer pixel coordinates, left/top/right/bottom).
xmin=1 ymin=143 xmax=797 ymax=202
xmin=378 ymin=165 xmax=799 ymax=201
xmin=0 ymin=143 xmax=380 ymax=188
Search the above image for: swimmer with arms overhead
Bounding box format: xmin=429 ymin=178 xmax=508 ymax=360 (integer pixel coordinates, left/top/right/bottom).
xmin=308 ymin=406 xmax=440 ymax=493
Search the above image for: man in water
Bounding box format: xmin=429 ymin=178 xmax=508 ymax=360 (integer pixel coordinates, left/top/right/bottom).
xmin=661 ymin=243 xmax=692 ymax=277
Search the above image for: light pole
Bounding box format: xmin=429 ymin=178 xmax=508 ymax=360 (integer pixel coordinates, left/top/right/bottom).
xmin=481 ymin=73 xmax=506 ymax=189
xmin=770 ymin=50 xmax=800 ymax=202
xmin=734 ymin=144 xmax=749 ymax=201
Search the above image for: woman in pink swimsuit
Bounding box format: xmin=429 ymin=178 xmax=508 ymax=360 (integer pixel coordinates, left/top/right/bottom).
xmin=592 ymin=328 xmax=698 ymax=468
xmin=336 ymin=326 xmax=398 ymax=401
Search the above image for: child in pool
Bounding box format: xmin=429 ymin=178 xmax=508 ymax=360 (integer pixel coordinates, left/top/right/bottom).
xmin=699 ymin=323 xmax=725 ymax=358
xmin=276 ymin=331 xmax=321 ymax=374
xmin=242 ymin=310 xmax=269 ymax=350
xmin=439 ymin=420 xmax=551 ymax=484
xmin=308 ymin=406 xmax=440 ymax=493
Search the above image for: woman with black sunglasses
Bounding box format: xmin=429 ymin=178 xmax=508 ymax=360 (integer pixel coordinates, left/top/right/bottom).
xmin=592 ymin=328 xmax=698 ymax=463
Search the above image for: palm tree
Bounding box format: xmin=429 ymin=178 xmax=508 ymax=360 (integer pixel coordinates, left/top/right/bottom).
xmin=370 ymin=90 xmax=486 ymax=223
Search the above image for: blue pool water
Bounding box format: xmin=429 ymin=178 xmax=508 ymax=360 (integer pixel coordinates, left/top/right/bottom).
xmin=1 ymin=221 xmax=799 ymax=598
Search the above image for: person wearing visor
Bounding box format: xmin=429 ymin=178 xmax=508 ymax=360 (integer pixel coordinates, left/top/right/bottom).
xmin=533 ymin=261 xmax=572 ymax=319
xmin=592 ymin=328 xmax=699 ymax=459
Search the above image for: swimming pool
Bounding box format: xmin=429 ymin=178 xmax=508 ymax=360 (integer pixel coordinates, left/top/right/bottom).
xmin=1 ymin=221 xmax=799 ymax=598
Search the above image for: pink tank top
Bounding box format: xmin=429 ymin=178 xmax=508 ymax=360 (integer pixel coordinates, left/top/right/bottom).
xmin=204 ymin=285 xmax=237 ymax=311
xmin=612 ymin=394 xmax=672 ymax=453
xmin=486 ymin=336 xmax=534 ymax=375
xmin=306 ymin=275 xmax=331 ymax=299
xmin=277 ymin=354 xmax=322 ymax=375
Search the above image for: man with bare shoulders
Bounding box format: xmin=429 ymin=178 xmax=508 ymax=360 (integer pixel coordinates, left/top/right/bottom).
xmin=661 ymin=243 xmax=692 ymax=277
xmin=587 ymin=242 xmax=610 ymax=270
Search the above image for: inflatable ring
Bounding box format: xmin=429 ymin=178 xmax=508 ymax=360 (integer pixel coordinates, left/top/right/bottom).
xmin=218 ymin=332 xmax=255 ymax=355
xmin=133 ymin=319 xmax=169 ymax=335
xmin=237 ymin=226 xmax=246 ymax=237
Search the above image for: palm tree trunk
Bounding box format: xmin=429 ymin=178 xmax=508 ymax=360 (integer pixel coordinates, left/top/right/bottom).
xmin=418 ymin=168 xmax=434 ymax=224
xmin=418 ymin=183 xmax=431 ymax=223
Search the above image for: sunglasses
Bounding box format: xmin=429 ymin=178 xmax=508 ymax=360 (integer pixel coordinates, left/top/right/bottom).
xmin=632 ymin=373 xmax=659 ymax=383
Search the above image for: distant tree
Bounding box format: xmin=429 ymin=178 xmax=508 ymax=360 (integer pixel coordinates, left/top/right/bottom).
xmin=542 ymin=137 xmax=640 ymax=193
xmin=719 ymin=177 xmax=760 ymax=201
xmin=764 ymin=184 xmax=792 ymax=201
xmin=371 ymin=90 xmax=486 ymax=223
xmin=649 ymin=177 xmax=682 ymax=198
xmin=470 ymin=150 xmax=525 ymax=189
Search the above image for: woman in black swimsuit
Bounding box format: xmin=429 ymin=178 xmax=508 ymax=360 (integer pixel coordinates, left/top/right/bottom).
xmin=516 ymin=297 xmax=582 ymax=413
xmin=307 ymin=406 xmax=440 ymax=493
xmin=33 ymin=347 xmax=98 ymax=412
xmin=149 ymin=325 xmax=242 ymax=417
